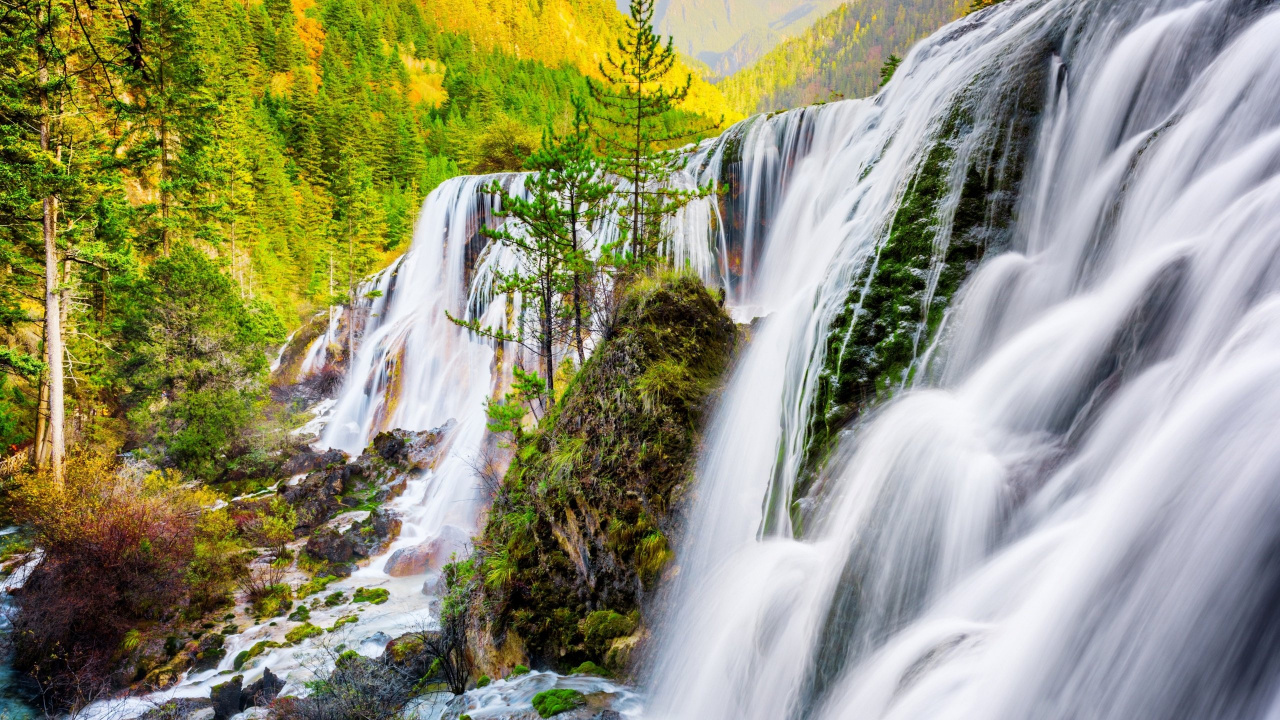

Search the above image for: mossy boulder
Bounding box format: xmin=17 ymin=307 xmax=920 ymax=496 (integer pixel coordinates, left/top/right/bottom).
xmin=464 ymin=272 xmax=737 ymax=672
xmin=532 ymin=688 xmax=585 ymax=718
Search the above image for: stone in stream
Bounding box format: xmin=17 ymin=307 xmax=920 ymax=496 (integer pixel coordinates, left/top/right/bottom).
xmin=210 ymin=676 xmax=243 ymax=720
xmin=383 ymin=524 xmax=470 ymax=577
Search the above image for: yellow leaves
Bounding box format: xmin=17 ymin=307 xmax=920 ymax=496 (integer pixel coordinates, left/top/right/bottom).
xmin=400 ymin=53 xmax=448 ymax=108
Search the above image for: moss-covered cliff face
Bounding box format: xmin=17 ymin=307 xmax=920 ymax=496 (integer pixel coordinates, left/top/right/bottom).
xmin=800 ymin=39 xmax=1054 ymax=510
xmin=457 ymin=273 xmax=737 ymax=674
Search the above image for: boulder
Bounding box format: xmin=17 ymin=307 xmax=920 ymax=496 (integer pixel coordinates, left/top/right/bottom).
xmin=192 ymin=633 xmax=227 ymax=672
xmin=210 ymin=676 xmax=243 ymax=720
xmin=383 ymin=525 xmax=470 ymax=577
xmin=306 ymin=508 xmax=402 ymax=566
xmin=242 ymin=667 xmax=285 ymax=708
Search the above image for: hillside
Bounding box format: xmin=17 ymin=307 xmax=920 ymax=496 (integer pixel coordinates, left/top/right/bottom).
xmin=649 ymin=0 xmax=845 ymax=76
xmin=717 ymin=0 xmax=966 ymax=114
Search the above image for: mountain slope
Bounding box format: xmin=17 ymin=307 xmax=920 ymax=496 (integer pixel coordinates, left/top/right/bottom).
xmin=649 ymin=0 xmax=846 ymax=75
xmin=718 ymin=0 xmax=966 ymax=114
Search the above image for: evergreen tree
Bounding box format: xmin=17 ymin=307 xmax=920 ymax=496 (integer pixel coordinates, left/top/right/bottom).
xmin=588 ymin=0 xmax=719 ymax=260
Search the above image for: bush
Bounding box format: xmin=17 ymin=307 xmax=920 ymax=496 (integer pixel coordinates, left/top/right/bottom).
xmin=8 ymin=454 xmax=223 ymax=709
xmin=531 ymin=689 xmax=584 ymax=718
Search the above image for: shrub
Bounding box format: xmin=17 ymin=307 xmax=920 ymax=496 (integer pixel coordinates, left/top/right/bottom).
xmin=8 ymin=454 xmax=218 ymax=709
xmin=531 ymin=689 xmax=584 ymax=717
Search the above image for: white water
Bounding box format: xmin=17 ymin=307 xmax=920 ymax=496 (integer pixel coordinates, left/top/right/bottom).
xmin=646 ymin=1 xmax=1280 ymax=720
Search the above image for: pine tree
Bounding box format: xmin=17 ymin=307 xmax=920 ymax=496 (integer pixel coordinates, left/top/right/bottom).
xmin=588 ymin=0 xmax=719 ymax=260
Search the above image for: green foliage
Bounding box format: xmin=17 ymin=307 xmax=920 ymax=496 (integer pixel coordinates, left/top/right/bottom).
xmin=475 ymin=675 xmax=491 ymax=688
xmin=511 ymin=664 xmax=531 ymax=676
xmin=352 ymin=586 xmax=389 ymax=604
xmin=251 ymin=583 xmax=294 ymax=617
xmin=324 ymin=590 xmax=348 ymax=607
xmin=531 ymin=688 xmax=584 ymax=717
xmin=288 ymin=605 xmax=311 ymax=622
xmin=590 ymin=0 xmax=719 ymax=257
xmin=719 ymin=0 xmax=964 ymax=112
xmin=879 ymin=54 xmax=902 ymax=86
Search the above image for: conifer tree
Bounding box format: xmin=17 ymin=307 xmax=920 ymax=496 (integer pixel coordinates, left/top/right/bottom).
xmin=588 ymin=0 xmax=719 ymax=260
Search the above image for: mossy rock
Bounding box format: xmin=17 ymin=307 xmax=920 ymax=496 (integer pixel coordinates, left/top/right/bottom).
xmin=568 ymin=661 xmax=609 ymax=677
xmin=287 ymin=605 xmax=311 ymax=623
xmin=285 ymin=623 xmax=323 ymax=643
xmin=352 ymin=587 xmax=389 ymax=604
xmin=233 ymin=640 xmax=284 ymax=670
xmin=324 ymin=590 xmax=347 ymax=607
xmin=531 ymin=688 xmax=584 ymax=718
xmin=326 ymin=615 xmax=358 ymax=632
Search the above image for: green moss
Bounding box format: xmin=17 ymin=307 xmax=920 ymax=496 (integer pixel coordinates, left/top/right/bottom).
xmin=323 ymin=591 xmax=347 ymax=607
xmin=233 ymin=640 xmax=284 ymax=670
xmin=511 ymin=664 xmax=530 ymax=676
xmin=475 ymin=675 xmax=491 ymax=688
xmin=581 ymin=611 xmax=636 ymax=655
xmin=531 ymin=688 xmax=585 ymax=717
xmin=285 ymin=623 xmax=324 ymax=643
xmin=798 ymin=51 xmax=1048 ymax=527
xmin=296 ymin=574 xmax=336 ymax=598
xmin=352 ymin=587 xmax=389 ymax=604
xmin=288 ymin=605 xmax=311 ymax=623
xmin=326 ymin=615 xmax=359 ymax=632
xmin=569 ymin=661 xmax=609 ymax=677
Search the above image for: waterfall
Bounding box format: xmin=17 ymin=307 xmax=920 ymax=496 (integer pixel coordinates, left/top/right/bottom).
xmin=645 ymin=1 xmax=1280 ymax=720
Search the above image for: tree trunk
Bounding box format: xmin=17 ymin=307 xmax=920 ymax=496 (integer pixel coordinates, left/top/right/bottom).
xmin=569 ymin=199 xmax=586 ymax=364
xmin=37 ymin=15 xmax=65 ymax=485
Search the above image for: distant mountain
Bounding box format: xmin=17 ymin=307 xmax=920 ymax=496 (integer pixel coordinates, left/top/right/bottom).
xmin=619 ymin=0 xmax=846 ymax=76
xmin=718 ymin=0 xmax=967 ymax=114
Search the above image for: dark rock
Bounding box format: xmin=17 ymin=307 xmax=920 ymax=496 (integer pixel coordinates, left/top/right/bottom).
xmin=242 ymin=667 xmax=285 ymax=708
xmin=306 ymin=508 xmax=402 ymax=566
xmin=282 ymin=447 xmax=349 ymax=478
xmin=192 ymin=633 xmax=227 ymax=672
xmin=282 ymin=461 xmax=352 ymax=534
xmin=594 ymin=712 xmax=623 ymax=720
xmin=210 ymin=675 xmax=243 ymax=720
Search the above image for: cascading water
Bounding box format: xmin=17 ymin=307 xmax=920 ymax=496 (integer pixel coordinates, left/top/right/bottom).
xmin=645 ymin=1 xmax=1280 ymax=720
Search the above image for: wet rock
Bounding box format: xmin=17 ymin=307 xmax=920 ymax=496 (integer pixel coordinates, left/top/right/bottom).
xmin=282 ymin=461 xmax=352 ymax=534
xmin=210 ymin=675 xmax=243 ymax=720
xmin=282 ymin=447 xmax=349 ymax=478
xmin=243 ymin=667 xmax=284 ymax=707
xmin=192 ymin=633 xmax=227 ymax=672
xmin=384 ymin=525 xmax=470 ymax=577
xmin=306 ymin=508 xmax=402 ymax=566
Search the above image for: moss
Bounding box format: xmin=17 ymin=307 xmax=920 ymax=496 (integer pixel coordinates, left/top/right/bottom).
xmin=296 ymin=574 xmax=336 ymax=598
xmin=233 ymin=640 xmax=284 ymax=670
xmin=352 ymin=587 xmax=389 ymax=604
xmin=581 ymin=611 xmax=636 ymax=656
xmin=568 ymin=661 xmax=609 ymax=677
xmin=324 ymin=591 xmax=347 ymax=607
xmin=287 ymin=605 xmax=311 ymax=623
xmin=326 ymin=615 xmax=358 ymax=632
xmin=285 ymin=623 xmax=324 ymax=643
xmin=475 ymin=675 xmax=491 ymax=688
xmin=511 ymin=664 xmax=530 ymax=676
xmin=531 ymin=688 xmax=585 ymax=717
xmin=798 ymin=47 xmax=1049 ymax=526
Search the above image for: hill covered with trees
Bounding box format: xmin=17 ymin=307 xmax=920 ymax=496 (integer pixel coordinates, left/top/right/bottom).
xmin=717 ymin=0 xmax=967 ymax=113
